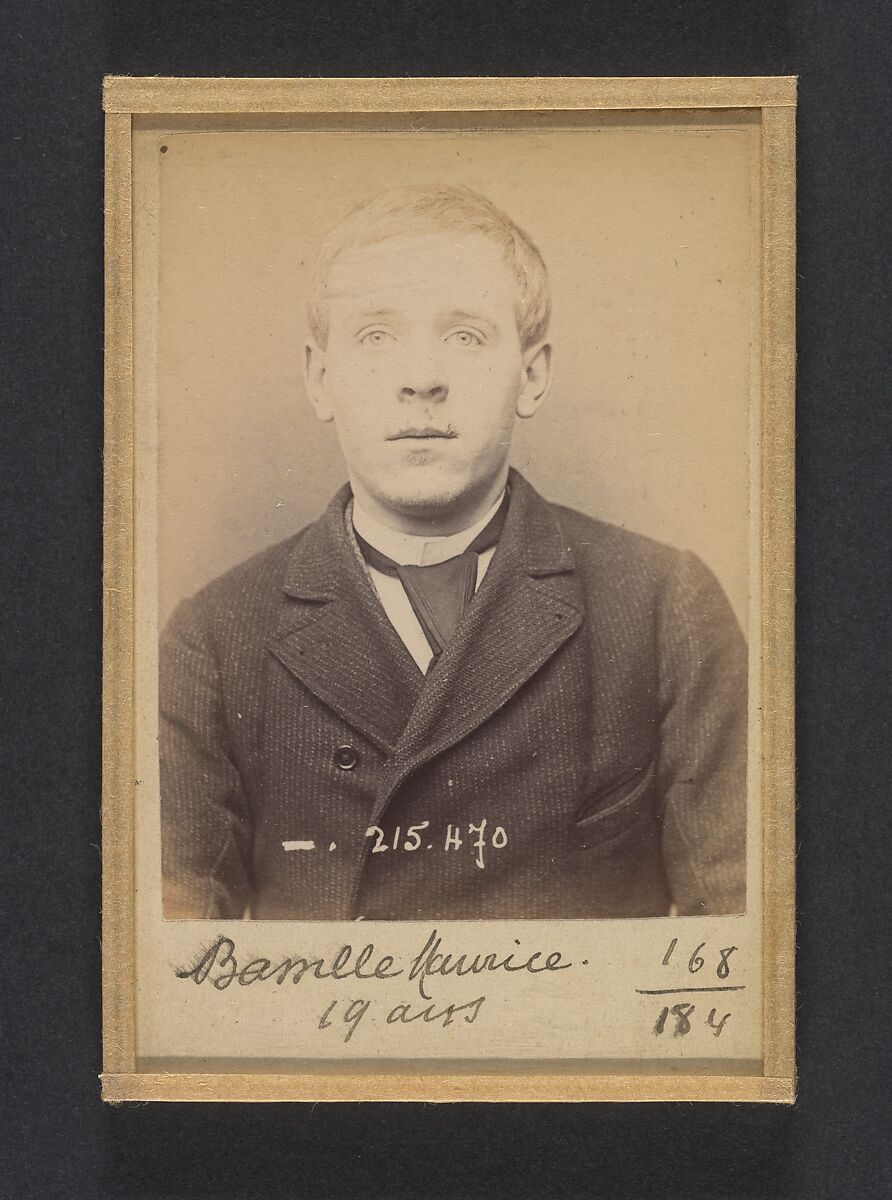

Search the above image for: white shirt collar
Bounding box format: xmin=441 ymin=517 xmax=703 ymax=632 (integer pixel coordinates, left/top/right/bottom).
xmin=351 ymin=490 xmax=506 ymax=567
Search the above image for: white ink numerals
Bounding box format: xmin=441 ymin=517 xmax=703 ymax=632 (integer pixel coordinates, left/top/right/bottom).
xmin=365 ymin=819 xmax=508 ymax=869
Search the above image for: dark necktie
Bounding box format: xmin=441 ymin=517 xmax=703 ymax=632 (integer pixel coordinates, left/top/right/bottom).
xmin=354 ymin=492 xmax=509 ymax=661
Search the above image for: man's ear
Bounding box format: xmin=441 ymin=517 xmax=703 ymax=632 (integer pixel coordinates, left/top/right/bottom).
xmin=515 ymin=341 xmax=552 ymax=419
xmin=304 ymin=340 xmax=334 ymax=423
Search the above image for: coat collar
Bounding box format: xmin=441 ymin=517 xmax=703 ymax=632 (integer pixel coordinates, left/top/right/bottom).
xmin=280 ymin=469 xmax=574 ymax=599
xmin=268 ymin=469 xmax=582 ymax=757
xmin=269 ymin=482 xmax=425 ymax=750
xmin=382 ymin=469 xmax=583 ymax=792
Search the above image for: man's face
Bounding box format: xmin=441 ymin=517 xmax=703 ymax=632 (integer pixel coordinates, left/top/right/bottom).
xmin=305 ymin=231 xmax=551 ymax=532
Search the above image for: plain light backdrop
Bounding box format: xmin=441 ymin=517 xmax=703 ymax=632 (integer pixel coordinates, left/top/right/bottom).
xmin=146 ymin=116 xmax=758 ymax=629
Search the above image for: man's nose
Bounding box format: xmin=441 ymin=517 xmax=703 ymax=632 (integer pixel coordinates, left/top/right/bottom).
xmin=398 ymin=381 xmax=448 ymax=403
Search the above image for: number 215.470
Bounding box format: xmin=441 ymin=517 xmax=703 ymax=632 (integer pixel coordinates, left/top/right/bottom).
xmin=365 ymin=820 xmax=508 ymax=869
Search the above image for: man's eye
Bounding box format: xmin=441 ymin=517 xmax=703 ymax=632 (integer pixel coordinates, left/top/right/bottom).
xmin=358 ymin=329 xmax=395 ymax=346
xmin=446 ymin=329 xmax=484 ymax=348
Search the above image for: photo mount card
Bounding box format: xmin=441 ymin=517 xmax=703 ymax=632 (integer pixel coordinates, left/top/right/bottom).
xmin=101 ymin=75 xmax=796 ymax=1103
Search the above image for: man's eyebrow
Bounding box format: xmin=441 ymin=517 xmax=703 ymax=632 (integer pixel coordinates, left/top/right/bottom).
xmin=345 ymin=307 xmax=401 ymax=322
xmin=440 ymin=310 xmax=500 ymax=332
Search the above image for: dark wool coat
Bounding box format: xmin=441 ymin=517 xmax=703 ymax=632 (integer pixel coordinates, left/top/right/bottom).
xmin=160 ymin=470 xmax=747 ymax=920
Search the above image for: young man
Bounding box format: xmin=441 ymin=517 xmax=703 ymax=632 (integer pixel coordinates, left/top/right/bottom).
xmin=160 ymin=184 xmax=747 ymax=921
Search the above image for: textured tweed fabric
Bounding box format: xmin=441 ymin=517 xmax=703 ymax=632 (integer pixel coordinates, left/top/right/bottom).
xmin=160 ymin=470 xmax=747 ymax=920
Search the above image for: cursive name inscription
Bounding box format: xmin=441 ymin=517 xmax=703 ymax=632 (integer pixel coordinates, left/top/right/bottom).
xmin=176 ymin=928 xmax=574 ymax=1002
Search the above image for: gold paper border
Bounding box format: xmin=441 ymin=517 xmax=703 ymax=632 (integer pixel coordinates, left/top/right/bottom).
xmin=103 ymin=110 xmax=136 ymax=1075
xmin=103 ymin=75 xmax=796 ymax=114
xmin=759 ymin=106 xmax=797 ymax=1082
xmin=101 ymin=1072 xmax=794 ymax=1104
xmin=101 ymin=76 xmax=796 ymax=1104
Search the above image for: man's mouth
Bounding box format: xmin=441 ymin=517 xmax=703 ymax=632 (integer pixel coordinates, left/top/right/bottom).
xmin=387 ymin=427 xmax=458 ymax=440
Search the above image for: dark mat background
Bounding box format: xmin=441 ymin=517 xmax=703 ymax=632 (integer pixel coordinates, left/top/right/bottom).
xmin=3 ymin=1 xmax=890 ymax=1196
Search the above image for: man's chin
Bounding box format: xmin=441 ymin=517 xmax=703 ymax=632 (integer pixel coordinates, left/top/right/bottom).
xmin=370 ymin=465 xmax=478 ymax=519
xmin=381 ymin=485 xmax=466 ymax=518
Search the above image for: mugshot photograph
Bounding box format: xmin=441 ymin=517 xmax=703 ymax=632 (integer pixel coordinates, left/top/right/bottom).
xmin=159 ymin=184 xmax=747 ymax=922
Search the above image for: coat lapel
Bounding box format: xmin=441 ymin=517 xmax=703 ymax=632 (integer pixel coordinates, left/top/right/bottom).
xmin=390 ymin=471 xmax=584 ymax=780
xmin=267 ymin=486 xmax=424 ymax=752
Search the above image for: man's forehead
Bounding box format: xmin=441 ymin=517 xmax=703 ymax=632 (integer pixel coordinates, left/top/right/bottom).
xmin=322 ymin=231 xmax=516 ymax=308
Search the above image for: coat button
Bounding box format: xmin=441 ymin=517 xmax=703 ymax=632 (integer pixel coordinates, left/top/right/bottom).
xmin=334 ymin=745 xmax=359 ymax=770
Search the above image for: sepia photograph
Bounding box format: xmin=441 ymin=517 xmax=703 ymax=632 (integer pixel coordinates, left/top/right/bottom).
xmin=103 ymin=76 xmax=795 ymax=1101
xmin=160 ymin=171 xmax=748 ymax=925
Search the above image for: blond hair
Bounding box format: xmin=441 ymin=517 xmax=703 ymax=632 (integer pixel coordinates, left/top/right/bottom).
xmin=307 ymin=184 xmax=551 ymax=351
